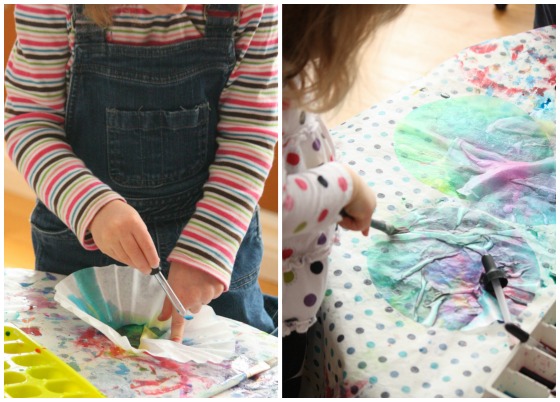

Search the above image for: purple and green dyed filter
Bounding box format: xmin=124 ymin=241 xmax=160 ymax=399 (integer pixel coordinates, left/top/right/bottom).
xmin=367 ymin=95 xmax=556 ymax=330
xmin=394 ymin=95 xmax=555 ymax=226
xmin=367 ymin=206 xmax=543 ymax=330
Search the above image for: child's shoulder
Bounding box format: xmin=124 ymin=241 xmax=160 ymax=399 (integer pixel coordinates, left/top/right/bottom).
xmin=14 ymin=4 xmax=70 ymax=18
xmin=282 ymin=105 xmax=326 ymax=140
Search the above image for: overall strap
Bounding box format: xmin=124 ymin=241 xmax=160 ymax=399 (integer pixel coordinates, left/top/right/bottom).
xmin=72 ymin=4 xmax=107 ymax=44
xmin=204 ymin=5 xmax=240 ymax=38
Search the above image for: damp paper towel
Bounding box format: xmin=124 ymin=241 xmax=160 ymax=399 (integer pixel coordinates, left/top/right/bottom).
xmin=54 ymin=265 xmax=235 ymax=363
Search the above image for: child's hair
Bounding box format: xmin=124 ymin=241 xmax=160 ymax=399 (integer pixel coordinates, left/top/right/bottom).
xmin=83 ymin=5 xmax=113 ymax=27
xmin=283 ymin=5 xmax=406 ymax=113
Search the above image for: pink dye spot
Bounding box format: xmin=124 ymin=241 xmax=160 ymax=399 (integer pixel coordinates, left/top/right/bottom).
xmin=546 ymin=64 xmax=556 ymax=86
xmin=469 ymin=67 xmax=524 ymax=97
xmin=74 ymin=327 xmax=127 ymax=358
xmin=469 ymin=43 xmax=498 ymax=54
xmin=21 ymin=327 xmax=42 ymax=337
xmin=130 ymin=378 xmax=184 ymax=396
xmin=511 ymin=44 xmax=524 ymax=61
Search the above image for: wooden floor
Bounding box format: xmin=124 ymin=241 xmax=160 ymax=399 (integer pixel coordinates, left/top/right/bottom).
xmin=324 ymin=4 xmax=535 ymax=128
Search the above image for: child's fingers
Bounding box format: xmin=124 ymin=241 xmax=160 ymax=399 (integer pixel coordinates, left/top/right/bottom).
xmin=169 ymin=312 xmax=186 ymax=343
xmin=109 ymin=242 xmax=131 ymax=267
xmin=189 ymin=303 xmax=202 ymax=314
xmin=158 ymin=297 xmax=173 ymax=322
xmin=120 ymin=234 xmax=151 ymax=273
xmin=133 ymin=228 xmax=160 ymax=269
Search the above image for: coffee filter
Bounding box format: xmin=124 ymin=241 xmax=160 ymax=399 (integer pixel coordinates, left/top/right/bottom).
xmin=54 ymin=265 xmax=235 ymax=363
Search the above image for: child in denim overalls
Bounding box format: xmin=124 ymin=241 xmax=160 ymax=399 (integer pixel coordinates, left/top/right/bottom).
xmin=5 ymin=4 xmax=278 ymax=339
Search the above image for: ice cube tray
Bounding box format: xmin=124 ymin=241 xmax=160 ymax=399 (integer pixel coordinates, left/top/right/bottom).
xmin=483 ymin=301 xmax=556 ymax=398
xmin=4 ymin=323 xmax=104 ymax=398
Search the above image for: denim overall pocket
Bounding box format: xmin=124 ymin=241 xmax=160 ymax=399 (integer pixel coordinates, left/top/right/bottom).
xmin=106 ymin=103 xmax=209 ymax=188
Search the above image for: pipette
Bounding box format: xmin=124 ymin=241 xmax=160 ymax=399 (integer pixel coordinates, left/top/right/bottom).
xmin=370 ymin=219 xmax=409 ymax=235
xmin=481 ymin=255 xmax=511 ymax=323
xmin=150 ymin=267 xmax=193 ymax=320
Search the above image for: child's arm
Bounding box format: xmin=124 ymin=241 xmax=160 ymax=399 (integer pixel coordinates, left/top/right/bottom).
xmin=4 ymin=5 xmax=120 ymax=247
xmin=167 ymin=5 xmax=279 ymax=291
xmin=284 ymin=162 xmax=377 ymax=238
xmin=4 ymin=5 xmax=157 ymax=272
xmin=283 ymin=162 xmax=353 ymax=236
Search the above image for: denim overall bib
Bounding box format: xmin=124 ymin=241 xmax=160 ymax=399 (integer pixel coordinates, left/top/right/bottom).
xmin=31 ymin=5 xmax=276 ymax=334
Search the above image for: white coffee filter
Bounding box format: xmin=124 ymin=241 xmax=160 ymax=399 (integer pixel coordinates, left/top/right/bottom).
xmin=54 ymin=265 xmax=235 ymax=363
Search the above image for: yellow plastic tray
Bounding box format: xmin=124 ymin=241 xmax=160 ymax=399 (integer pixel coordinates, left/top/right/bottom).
xmin=4 ymin=323 xmax=105 ymax=398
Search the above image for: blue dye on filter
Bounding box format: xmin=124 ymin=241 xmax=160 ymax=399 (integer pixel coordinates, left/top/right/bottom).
xmin=70 ymin=268 xmax=125 ymax=328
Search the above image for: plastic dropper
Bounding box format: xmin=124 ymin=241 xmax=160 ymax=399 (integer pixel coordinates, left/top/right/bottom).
xmin=481 ymin=255 xmax=511 ymax=323
xmin=151 ymin=267 xmax=193 ymax=320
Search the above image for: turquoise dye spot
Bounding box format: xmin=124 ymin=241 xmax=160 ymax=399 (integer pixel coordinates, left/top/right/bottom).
xmin=478 ymin=335 xmax=486 ymax=341
xmin=115 ymin=363 xmax=130 ymax=375
xmin=490 ymin=347 xmax=499 ymax=354
xmin=398 ymin=351 xmax=407 ymax=358
xmin=402 ymin=386 xmax=411 ymax=394
xmin=325 ymin=289 xmax=332 ymax=297
xmin=369 ymin=376 xmax=378 ymax=384
xmin=443 ymin=376 xmax=451 ymax=382
xmin=366 ymin=341 xmax=375 ymax=348
xmin=395 ymin=321 xmax=404 ymax=327
xmin=430 ymin=362 xmax=439 ymax=369
xmin=393 ymin=95 xmax=555 ymax=226
xmin=364 ymin=309 xmax=373 ymax=316
xmin=355 ymin=295 xmax=363 ymax=302
xmin=70 ymin=268 xmax=124 ymax=328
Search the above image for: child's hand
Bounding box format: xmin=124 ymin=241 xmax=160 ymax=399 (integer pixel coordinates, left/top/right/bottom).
xmin=89 ymin=200 xmax=159 ymax=274
xmin=158 ymin=261 xmax=225 ymax=342
xmin=340 ymin=165 xmax=377 ymax=236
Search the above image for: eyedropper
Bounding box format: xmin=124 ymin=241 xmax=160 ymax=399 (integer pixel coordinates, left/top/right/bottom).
xmin=151 ymin=267 xmax=193 ymax=320
xmin=480 ymin=255 xmax=510 ymax=323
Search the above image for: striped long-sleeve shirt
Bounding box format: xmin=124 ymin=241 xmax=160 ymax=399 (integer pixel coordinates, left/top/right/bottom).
xmin=4 ymin=4 xmax=278 ymax=290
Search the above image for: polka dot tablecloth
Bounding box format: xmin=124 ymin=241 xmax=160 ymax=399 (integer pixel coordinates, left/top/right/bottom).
xmin=300 ymin=27 xmax=556 ymax=398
